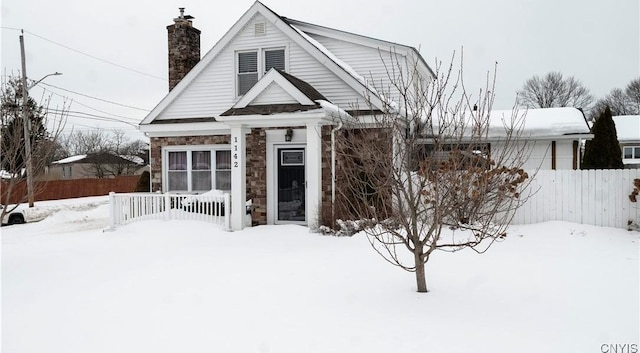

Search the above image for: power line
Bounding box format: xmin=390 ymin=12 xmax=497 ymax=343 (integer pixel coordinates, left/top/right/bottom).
xmin=18 ymin=29 xmax=167 ymax=82
xmin=47 ymin=108 xmax=140 ymax=127
xmin=38 ymin=82 xmax=151 ymax=112
xmin=27 ymin=82 xmax=145 ymax=128
xmin=49 ymin=114 xmax=140 ymax=132
xmin=38 ymin=85 xmax=141 ymax=123
xmin=68 ymin=100 xmax=141 ymax=122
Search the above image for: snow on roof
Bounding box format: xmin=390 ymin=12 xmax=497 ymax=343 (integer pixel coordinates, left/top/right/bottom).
xmin=120 ymin=155 xmax=145 ymax=165
xmin=427 ymin=107 xmax=590 ymax=139
xmin=487 ymin=107 xmax=590 ymax=138
xmin=316 ymin=100 xmax=352 ymax=121
xmin=52 ymin=154 xmax=87 ymax=164
xmin=0 ymin=169 xmax=25 ymax=179
xmin=613 ymin=115 xmax=640 ymax=141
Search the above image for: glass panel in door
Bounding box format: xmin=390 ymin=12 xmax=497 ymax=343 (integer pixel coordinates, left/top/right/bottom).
xmin=277 ymin=148 xmax=305 ymax=222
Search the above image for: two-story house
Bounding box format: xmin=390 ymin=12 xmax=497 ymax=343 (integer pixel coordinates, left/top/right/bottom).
xmin=139 ymin=2 xmax=434 ymax=230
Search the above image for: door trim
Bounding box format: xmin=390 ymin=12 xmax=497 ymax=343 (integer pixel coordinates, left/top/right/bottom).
xmin=273 ymin=144 xmax=306 ymax=225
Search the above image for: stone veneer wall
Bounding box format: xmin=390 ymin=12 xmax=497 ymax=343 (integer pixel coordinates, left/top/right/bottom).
xmin=320 ymin=125 xmax=335 ymax=227
xmin=167 ymin=19 xmax=201 ymax=91
xmin=323 ymin=127 xmax=393 ymax=228
xmin=246 ymin=129 xmax=267 ymax=225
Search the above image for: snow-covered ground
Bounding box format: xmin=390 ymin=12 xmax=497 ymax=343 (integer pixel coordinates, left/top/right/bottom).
xmin=2 ymin=197 xmax=639 ymax=353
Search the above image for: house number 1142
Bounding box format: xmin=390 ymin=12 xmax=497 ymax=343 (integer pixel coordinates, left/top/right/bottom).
xmin=233 ymin=137 xmax=239 ymax=168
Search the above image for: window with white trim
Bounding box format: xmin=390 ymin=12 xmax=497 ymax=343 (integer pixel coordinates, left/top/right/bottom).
xmin=237 ymin=51 xmax=258 ymax=96
xmin=165 ymin=147 xmax=231 ymax=192
xmin=236 ymin=48 xmax=285 ymax=96
xmin=264 ymin=48 xmax=285 ymax=73
xmin=623 ymin=146 xmax=640 ymax=160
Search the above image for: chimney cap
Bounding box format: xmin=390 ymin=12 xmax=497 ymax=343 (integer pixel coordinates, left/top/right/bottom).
xmin=174 ymin=7 xmax=194 ymax=22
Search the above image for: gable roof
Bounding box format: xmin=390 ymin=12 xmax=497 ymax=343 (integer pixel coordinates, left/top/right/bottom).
xmin=221 ymin=69 xmax=326 ymax=116
xmin=278 ymin=70 xmax=328 ymax=102
xmin=141 ymin=1 xmax=428 ymax=125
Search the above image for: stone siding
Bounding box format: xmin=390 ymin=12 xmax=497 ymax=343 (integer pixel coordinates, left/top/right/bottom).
xmin=246 ymin=129 xmax=267 ymax=225
xmin=167 ymin=19 xmax=201 ymax=91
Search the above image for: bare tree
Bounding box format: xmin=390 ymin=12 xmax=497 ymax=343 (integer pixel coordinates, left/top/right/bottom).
xmin=626 ymin=78 xmax=640 ymax=112
xmin=58 ymin=128 xmax=147 ymax=178
xmin=517 ymin=72 xmax=593 ymax=110
xmin=1 ymin=74 xmax=68 ymax=217
xmin=591 ymin=78 xmax=640 ymax=119
xmin=331 ymin=53 xmax=533 ymax=293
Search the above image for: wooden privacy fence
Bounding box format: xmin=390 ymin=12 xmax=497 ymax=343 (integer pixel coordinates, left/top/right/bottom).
xmin=108 ymin=192 xmax=230 ymax=230
xmin=513 ymin=169 xmax=640 ymax=229
xmin=1 ymin=176 xmax=140 ymax=204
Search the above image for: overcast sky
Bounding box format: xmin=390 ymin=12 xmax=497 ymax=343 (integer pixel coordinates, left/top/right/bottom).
xmin=2 ymin=0 xmax=639 ymax=141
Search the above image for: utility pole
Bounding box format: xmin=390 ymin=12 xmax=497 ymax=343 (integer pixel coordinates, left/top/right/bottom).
xmin=19 ymin=30 xmax=35 ymax=208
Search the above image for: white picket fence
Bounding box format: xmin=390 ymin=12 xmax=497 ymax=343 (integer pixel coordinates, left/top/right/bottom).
xmin=513 ymin=169 xmax=640 ymax=229
xmin=108 ymin=192 xmax=230 ymax=230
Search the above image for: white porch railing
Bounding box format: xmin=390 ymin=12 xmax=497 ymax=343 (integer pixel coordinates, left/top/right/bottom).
xmin=108 ymin=192 xmax=230 ymax=230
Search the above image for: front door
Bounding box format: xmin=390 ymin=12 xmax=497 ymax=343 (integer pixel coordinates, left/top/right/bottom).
xmin=277 ymin=148 xmax=305 ymax=222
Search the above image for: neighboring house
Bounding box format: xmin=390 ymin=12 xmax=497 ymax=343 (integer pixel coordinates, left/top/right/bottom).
xmin=45 ymin=152 xmax=146 ymax=180
xmin=613 ymin=115 xmax=640 ymax=168
xmin=415 ymin=107 xmax=592 ymax=171
xmin=489 ymin=107 xmax=592 ymax=170
xmin=139 ymin=2 xmax=589 ymax=230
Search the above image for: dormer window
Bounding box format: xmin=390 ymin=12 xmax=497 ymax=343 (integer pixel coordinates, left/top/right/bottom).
xmin=237 ymin=48 xmax=285 ymax=96
xmin=264 ymin=49 xmax=285 ymax=73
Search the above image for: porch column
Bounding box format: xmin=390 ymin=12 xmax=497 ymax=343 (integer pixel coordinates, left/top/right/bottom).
xmin=306 ymin=123 xmax=322 ymax=229
xmin=230 ymin=125 xmax=247 ymax=231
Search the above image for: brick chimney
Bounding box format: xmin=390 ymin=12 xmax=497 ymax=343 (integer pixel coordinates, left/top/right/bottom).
xmin=167 ymin=8 xmax=201 ymax=91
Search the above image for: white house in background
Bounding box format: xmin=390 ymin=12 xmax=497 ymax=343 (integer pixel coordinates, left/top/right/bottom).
xmin=138 ymin=1 xmax=591 ymax=231
xmin=488 ymin=107 xmax=592 ymax=170
xmin=613 ymin=115 xmax=640 ymax=168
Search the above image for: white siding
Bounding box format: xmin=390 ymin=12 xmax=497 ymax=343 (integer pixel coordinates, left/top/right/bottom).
xmin=555 ymin=140 xmax=575 ymax=170
xmin=156 ymin=13 xmax=365 ymax=121
xmin=252 ymin=82 xmax=298 ymax=105
xmin=526 ymin=141 xmax=552 ymax=170
xmin=493 ymin=141 xmax=551 ymax=170
xmin=493 ymin=139 xmax=578 ymax=170
xmin=307 ymin=33 xmax=409 ymax=104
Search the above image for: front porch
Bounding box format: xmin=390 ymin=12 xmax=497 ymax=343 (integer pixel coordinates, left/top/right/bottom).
xmin=145 ymin=122 xmax=333 ymax=231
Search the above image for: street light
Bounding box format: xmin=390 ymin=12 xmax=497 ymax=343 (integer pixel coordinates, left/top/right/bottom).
xmin=28 ymin=72 xmax=62 ymax=90
xmin=20 ymin=30 xmax=62 ymax=207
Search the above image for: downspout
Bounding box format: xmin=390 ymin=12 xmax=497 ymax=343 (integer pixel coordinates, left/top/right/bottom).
xmin=577 ymin=137 xmax=582 ymax=170
xmin=331 ymin=120 xmax=344 ymax=225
